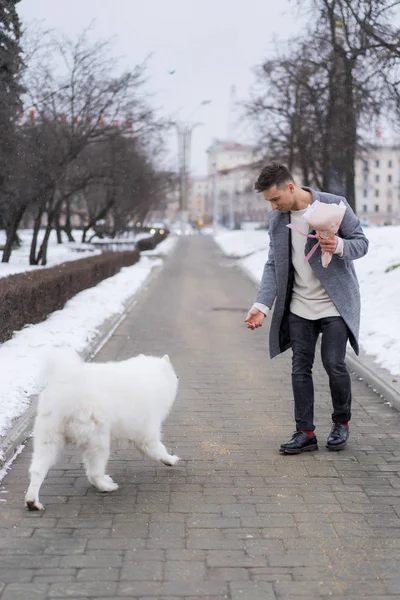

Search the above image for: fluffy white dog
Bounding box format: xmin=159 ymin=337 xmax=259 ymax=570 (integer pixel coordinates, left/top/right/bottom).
xmin=25 ymin=349 xmax=180 ymax=511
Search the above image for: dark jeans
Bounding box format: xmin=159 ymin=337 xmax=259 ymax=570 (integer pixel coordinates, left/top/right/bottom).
xmin=289 ymin=312 xmax=352 ymax=432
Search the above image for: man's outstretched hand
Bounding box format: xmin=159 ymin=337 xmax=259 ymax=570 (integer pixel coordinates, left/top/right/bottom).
xmin=244 ymin=307 xmax=265 ymax=330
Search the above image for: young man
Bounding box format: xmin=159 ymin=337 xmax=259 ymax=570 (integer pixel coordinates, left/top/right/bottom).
xmin=245 ymin=163 xmax=368 ymax=454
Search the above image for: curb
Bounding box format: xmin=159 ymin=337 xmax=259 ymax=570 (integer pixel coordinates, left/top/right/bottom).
xmin=346 ymin=347 xmax=400 ymax=412
xmin=0 ymin=260 xmax=163 ymax=470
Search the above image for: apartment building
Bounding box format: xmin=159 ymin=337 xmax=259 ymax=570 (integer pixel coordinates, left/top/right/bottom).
xmin=355 ymin=143 xmax=400 ymax=225
xmin=187 ymin=140 xmax=269 ymax=226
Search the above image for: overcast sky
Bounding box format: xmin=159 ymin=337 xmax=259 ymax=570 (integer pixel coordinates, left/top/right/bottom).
xmin=19 ymin=0 xmax=302 ymax=175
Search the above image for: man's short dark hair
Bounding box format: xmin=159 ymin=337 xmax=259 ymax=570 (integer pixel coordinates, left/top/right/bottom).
xmin=254 ymin=163 xmax=294 ymax=193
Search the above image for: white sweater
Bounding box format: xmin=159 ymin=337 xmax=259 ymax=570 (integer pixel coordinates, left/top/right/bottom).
xmin=254 ymin=208 xmax=343 ymax=320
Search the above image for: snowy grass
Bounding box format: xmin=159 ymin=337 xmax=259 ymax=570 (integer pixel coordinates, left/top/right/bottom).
xmin=0 ymin=229 xmax=100 ymax=278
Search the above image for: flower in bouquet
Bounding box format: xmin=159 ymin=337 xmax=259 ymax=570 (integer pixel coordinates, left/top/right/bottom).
xmin=287 ymin=200 xmax=346 ymax=267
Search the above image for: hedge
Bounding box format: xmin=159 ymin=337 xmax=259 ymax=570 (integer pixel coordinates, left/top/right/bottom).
xmin=0 ymin=249 xmax=140 ymax=344
xmin=136 ymin=230 xmax=167 ymax=251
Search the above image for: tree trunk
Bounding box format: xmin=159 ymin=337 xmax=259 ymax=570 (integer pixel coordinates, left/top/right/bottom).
xmin=37 ymin=222 xmax=53 ymax=265
xmin=343 ymin=62 xmax=357 ymax=213
xmin=37 ymin=197 xmax=63 ymax=265
xmin=63 ymin=198 xmax=75 ymax=242
xmin=63 ymin=226 xmax=75 ymax=242
xmin=2 ymin=207 xmax=25 ymax=263
xmin=81 ymin=225 xmax=90 ymax=243
xmin=81 ymin=198 xmax=115 ymax=243
xmin=55 ymin=209 xmax=63 ymax=244
xmin=56 ymin=223 xmax=63 ymax=244
xmin=87 ymin=232 xmax=99 ymax=243
xmin=30 ymin=207 xmax=45 ymax=265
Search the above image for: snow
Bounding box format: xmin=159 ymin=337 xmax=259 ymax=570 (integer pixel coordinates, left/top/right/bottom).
xmin=0 ymin=229 xmax=156 ymax=279
xmin=0 ymin=445 xmax=25 ymax=485
xmin=354 ymin=227 xmax=400 ymax=377
xmin=0 ymin=234 xmax=177 ymax=444
xmin=214 ymin=230 xmax=268 ymax=258
xmin=214 ymin=227 xmax=400 ymax=377
xmin=0 ymin=229 xmax=101 ymax=278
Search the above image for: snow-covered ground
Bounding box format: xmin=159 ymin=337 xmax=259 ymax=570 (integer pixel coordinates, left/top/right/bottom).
xmin=214 ymin=230 xmax=268 ymax=258
xmin=0 ymin=229 xmax=101 ymax=278
xmin=215 ymin=227 xmax=400 ymax=377
xmin=0 ymin=229 xmax=154 ymax=278
xmin=0 ymin=235 xmax=177 ymax=448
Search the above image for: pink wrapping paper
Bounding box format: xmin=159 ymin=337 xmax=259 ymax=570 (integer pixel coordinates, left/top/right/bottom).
xmin=287 ymin=200 xmax=346 ymax=268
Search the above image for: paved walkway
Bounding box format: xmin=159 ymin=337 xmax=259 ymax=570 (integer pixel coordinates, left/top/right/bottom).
xmin=1 ymin=236 xmax=400 ymax=600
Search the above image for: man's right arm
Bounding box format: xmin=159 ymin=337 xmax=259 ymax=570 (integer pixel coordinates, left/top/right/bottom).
xmin=254 ymin=237 xmax=277 ymax=310
xmin=245 ymin=236 xmax=277 ymax=330
xmin=253 ymin=302 xmax=270 ymax=316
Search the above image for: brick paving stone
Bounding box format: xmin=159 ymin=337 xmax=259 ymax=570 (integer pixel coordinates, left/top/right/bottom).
xmin=48 ymin=581 xmax=117 ymax=597
xmin=1 ymin=236 xmax=400 ymax=599
xmin=1 ymin=583 xmax=48 ymax=600
xmin=120 ymin=559 xmax=163 ymax=581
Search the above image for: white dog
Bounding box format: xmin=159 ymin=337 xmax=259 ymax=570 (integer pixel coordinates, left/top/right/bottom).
xmin=25 ymin=349 xmax=180 ymax=511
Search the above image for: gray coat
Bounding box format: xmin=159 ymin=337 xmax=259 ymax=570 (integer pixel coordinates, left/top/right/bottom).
xmin=255 ymin=187 xmax=369 ymax=359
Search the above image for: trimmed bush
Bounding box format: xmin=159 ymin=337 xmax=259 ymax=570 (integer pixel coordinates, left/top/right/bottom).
xmin=136 ymin=231 xmax=167 ymax=252
xmin=0 ymin=249 xmax=140 ymax=344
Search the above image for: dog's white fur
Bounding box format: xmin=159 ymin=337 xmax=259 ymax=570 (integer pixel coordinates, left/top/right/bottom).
xmin=25 ymin=348 xmax=179 ymax=510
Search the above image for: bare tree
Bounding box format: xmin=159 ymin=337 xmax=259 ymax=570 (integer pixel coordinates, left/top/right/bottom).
xmin=1 ymin=28 xmax=163 ymax=263
xmin=79 ymin=133 xmax=173 ymax=242
xmin=246 ymin=0 xmax=400 ymax=212
xmin=246 ymin=42 xmax=331 ymax=189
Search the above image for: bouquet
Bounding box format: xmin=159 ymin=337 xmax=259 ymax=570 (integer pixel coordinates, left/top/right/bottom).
xmin=287 ymin=200 xmax=346 ymax=268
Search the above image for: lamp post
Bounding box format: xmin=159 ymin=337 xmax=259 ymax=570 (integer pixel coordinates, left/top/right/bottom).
xmin=175 ymin=121 xmax=202 ymax=217
xmin=211 ymin=162 xmax=219 ymax=230
xmin=174 ymin=100 xmax=211 ymax=222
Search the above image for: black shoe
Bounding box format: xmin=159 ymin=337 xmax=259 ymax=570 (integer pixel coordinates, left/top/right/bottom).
xmin=279 ymin=431 xmax=318 ymax=455
xmin=326 ymin=423 xmax=349 ymax=450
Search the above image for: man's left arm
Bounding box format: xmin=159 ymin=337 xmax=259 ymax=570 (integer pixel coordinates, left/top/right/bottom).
xmin=335 ymin=198 xmax=369 ymax=261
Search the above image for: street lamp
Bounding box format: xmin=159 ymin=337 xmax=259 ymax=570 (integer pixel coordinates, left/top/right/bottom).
xmin=174 ymin=121 xmax=203 ymax=217
xmin=174 ymin=100 xmax=212 ymax=222
xmin=211 ymin=161 xmax=219 ymax=230
xmin=185 ymin=99 xmax=212 ymax=122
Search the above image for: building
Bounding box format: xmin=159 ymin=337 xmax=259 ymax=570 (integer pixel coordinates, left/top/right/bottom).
xmin=187 ymin=137 xmax=400 ymax=228
xmin=188 ymin=176 xmax=208 ymax=222
xmin=210 ymin=163 xmax=269 ymax=227
xmin=188 ymin=164 xmax=271 ymax=227
xmin=355 ymin=142 xmax=400 ymax=225
xmin=206 ymin=140 xmax=256 ymax=174
xmin=187 ymin=140 xmax=270 ymax=226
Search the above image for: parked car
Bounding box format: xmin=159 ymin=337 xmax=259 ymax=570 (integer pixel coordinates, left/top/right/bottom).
xmin=149 ymin=222 xmax=168 ymax=235
xmin=170 ymin=222 xmax=195 ymax=236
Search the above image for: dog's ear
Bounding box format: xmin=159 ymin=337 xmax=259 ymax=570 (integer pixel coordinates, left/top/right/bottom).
xmin=162 ymin=354 xmax=170 ymax=363
xmin=138 ymin=354 xmax=144 ymax=357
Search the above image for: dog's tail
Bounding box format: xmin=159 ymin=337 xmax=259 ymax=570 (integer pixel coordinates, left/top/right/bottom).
xmin=38 ymin=346 xmax=83 ymax=388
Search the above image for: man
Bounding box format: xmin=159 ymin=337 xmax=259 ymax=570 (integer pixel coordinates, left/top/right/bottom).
xmin=245 ymin=163 xmax=368 ymax=454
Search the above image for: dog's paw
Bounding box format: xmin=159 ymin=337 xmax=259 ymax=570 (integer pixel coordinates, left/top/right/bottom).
xmin=26 ymin=498 xmax=44 ymax=511
xmin=162 ymin=455 xmax=180 ymax=467
xmin=93 ymin=477 xmax=119 ymax=493
xmin=101 ymin=481 xmax=119 ymax=493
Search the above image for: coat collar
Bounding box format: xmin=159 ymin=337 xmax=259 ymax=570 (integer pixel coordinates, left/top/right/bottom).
xmin=301 ymin=186 xmax=321 ymax=206
xmin=271 ymin=186 xmax=320 ymax=234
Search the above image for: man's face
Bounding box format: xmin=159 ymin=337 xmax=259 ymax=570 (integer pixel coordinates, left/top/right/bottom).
xmin=262 ymin=183 xmax=295 ymax=213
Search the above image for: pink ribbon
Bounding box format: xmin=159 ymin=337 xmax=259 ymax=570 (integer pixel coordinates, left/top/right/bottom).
xmin=287 ymin=223 xmax=320 ymax=263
